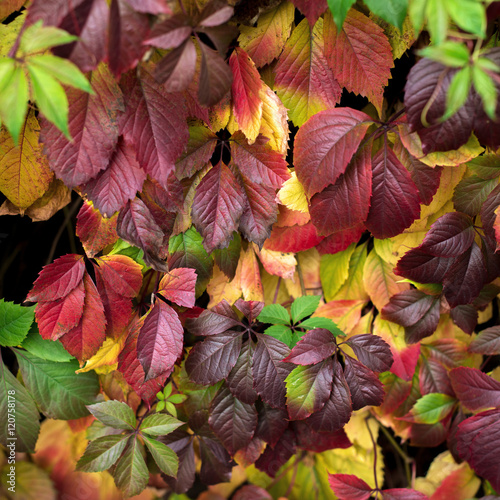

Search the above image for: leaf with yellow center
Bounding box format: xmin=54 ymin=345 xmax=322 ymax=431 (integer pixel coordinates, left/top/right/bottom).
xmin=277 ymin=171 xmax=309 ymax=213
xmin=259 ymin=83 xmax=290 ymax=156
xmin=76 ymin=334 xmax=127 ymax=374
xmin=207 ymin=264 xmax=242 ymax=308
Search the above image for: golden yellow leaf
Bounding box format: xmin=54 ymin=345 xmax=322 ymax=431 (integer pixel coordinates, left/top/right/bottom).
xmin=261 ymin=270 xmax=291 ymax=305
xmin=335 ymin=243 xmax=369 ymax=301
xmin=277 ymin=171 xmax=309 ymax=213
xmin=76 ymin=335 xmax=127 ymax=374
xmin=259 ymin=83 xmax=289 ymax=156
xmin=0 ymin=110 xmax=53 ymax=209
xmin=321 ymin=243 xmax=356 ymax=302
xmin=254 ymin=243 xmax=296 ymax=280
xmin=0 ymin=10 xmax=25 ymax=56
xmin=314 ymin=300 xmax=365 ymax=334
xmin=237 ymin=245 xmax=264 ymax=302
xmin=373 ymin=315 xmax=406 ymax=351
xmin=207 ymin=264 xmax=242 ymax=308
xmin=284 ymin=248 xmax=321 ymax=298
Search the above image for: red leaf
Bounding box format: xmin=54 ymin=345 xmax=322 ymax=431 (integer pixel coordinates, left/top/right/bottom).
xmin=468 ymin=326 xmax=500 ymax=354
xmin=41 ymin=63 xmax=124 ymax=187
xmin=198 ymin=42 xmax=233 ymax=106
xmin=35 ymin=279 xmax=85 ymax=340
xmin=328 ymin=474 xmax=372 ymax=500
xmin=344 ymin=355 xmax=385 ymax=410
xmin=382 ymin=290 xmax=439 ymax=328
xmin=365 ymin=145 xmax=421 ymax=239
xmin=316 ymin=225 xmax=365 ymax=255
xmin=345 ymin=334 xmax=393 ymax=373
xmin=390 ymin=344 xmax=420 ymax=381
xmin=209 ymin=386 xmax=258 ymax=455
xmin=294 ymin=108 xmax=372 ymax=198
xmin=419 ymin=358 xmax=454 ymax=396
xmin=120 ymin=65 xmax=189 ymax=189
xmin=229 ymin=48 xmax=263 ymax=143
xmin=324 ymin=9 xmax=393 ymax=115
xmin=255 ymin=428 xmax=296 ymax=478
xmin=27 ymin=254 xmax=85 ymax=303
xmin=157 ymin=268 xmax=197 ymax=308
xmin=76 ymin=201 xmax=118 ymax=258
xmin=59 ymin=273 xmax=106 ymax=360
xmin=192 ymin=162 xmax=246 ymax=254
xmin=283 ymin=329 xmax=337 ymax=365
xmin=227 ymin=341 xmax=258 ymax=404
xmin=290 ymin=0 xmax=327 ymax=25
xmin=378 ymin=373 xmax=412 ymax=415
xmin=450 ymin=366 xmax=500 ymax=411
xmin=309 ymin=142 xmax=372 ymax=235
xmin=185 ymin=300 xmax=241 ymax=336
xmin=137 ymin=299 xmax=184 ymax=381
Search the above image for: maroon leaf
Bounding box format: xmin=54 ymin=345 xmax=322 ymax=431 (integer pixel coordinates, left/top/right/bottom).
xmin=234 ymin=299 xmax=264 ymax=323
xmin=450 ymin=305 xmax=477 ymax=335
xmin=382 ymin=489 xmax=429 ymax=500
xmin=316 ymin=224 xmax=365 ymax=255
xmin=255 ymin=428 xmax=296 ymax=478
xmin=255 ymin=404 xmax=289 ymax=447
xmin=403 ymin=299 xmax=441 ymax=343
xmin=137 ymin=299 xmax=184 ymax=381
xmin=294 ymin=420 xmax=351 ymax=453
xmin=192 ymin=162 xmax=246 ymax=254
xmin=83 ymin=137 xmax=147 ymax=217
xmin=27 ymin=254 xmax=85 ymax=303
xmin=209 ymin=386 xmax=258 ymax=455
xmin=41 ymin=63 xmax=124 ymax=188
xmin=233 ymin=485 xmax=272 ymax=500
xmin=395 ymin=248 xmax=454 ymax=284
xmin=419 ymin=358 xmax=454 ymax=397
xmin=443 ymin=242 xmax=486 ymax=307
xmin=120 ymin=65 xmax=189 ymax=189
xmin=423 ymin=339 xmax=467 ymax=367
xmin=409 ymin=422 xmax=447 ymax=447
xmin=344 ymin=355 xmax=385 ymax=410
xmin=198 ymin=42 xmax=233 ymax=106
xmin=480 ymin=183 xmax=500 ymax=248
xmin=365 ymin=144 xmax=421 ymax=239
xmin=294 ymin=108 xmax=372 ymax=198
xmin=185 ymin=300 xmax=241 ymax=336
xmin=469 ymin=326 xmax=500 ymax=354
xmin=328 ymin=474 xmax=372 ymax=500
xmin=126 ymin=0 xmax=172 ymax=15
xmin=227 ymin=341 xmax=258 ymax=404
xmin=157 ymin=268 xmax=197 ymax=308
xmin=450 ymin=366 xmax=500 ymax=411
xmin=159 ymin=430 xmax=195 ymax=493
xmin=185 ymin=332 xmax=243 ymax=385
xmin=382 ymin=290 xmax=440 ymax=328
xmin=306 ymin=360 xmax=352 ymax=433
xmin=252 ymin=333 xmax=294 ymax=409
xmin=145 ymin=14 xmax=192 ymax=49
xmin=283 ymin=328 xmax=337 ymax=365
xmin=290 ymin=0 xmax=327 ymax=25
xmin=199 ymin=437 xmax=233 ymax=485
xmin=345 ymin=334 xmax=393 ymax=373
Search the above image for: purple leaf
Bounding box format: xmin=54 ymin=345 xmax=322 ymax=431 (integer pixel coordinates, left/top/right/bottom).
xmin=159 ymin=430 xmax=195 ymax=493
xmin=382 ymin=489 xmax=429 ymax=500
xmin=283 ymin=328 xmax=337 ymax=365
xmin=382 ymin=290 xmax=439 ymax=328
xmin=234 ymin=299 xmax=264 ymax=324
xmin=328 ymin=474 xmax=372 ymax=500
xmin=469 ymin=326 xmax=500 ymax=355
xmin=450 ymin=366 xmax=500 ymax=411
xmin=345 ymin=334 xmax=393 ymax=372
xmin=255 ymin=428 xmax=296 ymax=478
xmin=419 ymin=358 xmax=454 ymax=397
xmin=344 ymin=355 xmax=385 ymax=410
xmin=227 ymin=341 xmax=258 ymax=404
xmin=450 ymin=305 xmax=477 ymax=335
xmin=185 ymin=300 xmax=241 ymax=336
xmin=199 ymin=437 xmax=233 ymax=485
xmin=255 ymin=404 xmax=289 ymax=448
xmin=145 ymin=14 xmax=192 ymax=49
xmin=395 ymin=248 xmax=454 ymax=284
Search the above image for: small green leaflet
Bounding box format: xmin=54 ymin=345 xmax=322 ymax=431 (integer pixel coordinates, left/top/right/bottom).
xmin=291 ymin=295 xmax=321 ymax=323
xmin=114 ymin=437 xmax=149 ymax=498
xmin=327 ymin=0 xmax=356 ymax=30
xmin=19 ymin=21 xmax=78 ymax=55
xmin=364 ymin=0 xmax=408 ymax=30
xmin=299 ymin=317 xmax=343 ymax=336
xmin=408 ymin=393 xmax=456 ymax=424
xmin=264 ymin=325 xmax=294 ymax=348
xmin=76 ymin=435 xmax=130 ymax=473
xmin=21 ymin=328 xmax=74 ymax=362
xmin=142 ymin=435 xmax=179 ymax=477
xmin=87 ymin=400 xmax=138 ymax=430
xmin=139 ymin=413 xmax=184 ymax=436
xmin=257 ymin=304 xmax=290 ymax=325
xmin=0 ymin=299 xmax=34 ymax=346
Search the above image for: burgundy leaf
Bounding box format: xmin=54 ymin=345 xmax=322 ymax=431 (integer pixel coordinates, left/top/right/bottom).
xmin=41 ymin=63 xmax=123 ymax=188
xmin=443 ymin=242 xmax=487 ymax=307
xmin=185 ymin=300 xmax=241 ymax=336
xmin=126 ymin=0 xmax=172 ymax=15
xmin=403 ymin=299 xmax=441 ymax=344
xmin=199 ymin=437 xmax=233 ymax=485
xmin=419 ymin=358 xmax=454 ymax=397
xmin=159 ymin=431 xmax=195 ymax=493
xmin=469 ymin=326 xmax=500 ymax=354
xmin=255 ymin=428 xmax=296 ymax=478
xmin=255 ymin=404 xmax=289 ymax=448
xmin=344 ymin=355 xmax=385 ymax=411
xmin=83 ymin=137 xmax=147 ymax=217
xmin=283 ymin=328 xmax=337 ymax=365
xmin=409 ymin=422 xmax=447 ymax=447
xmin=328 ymin=474 xmax=372 ymax=500
xmin=198 ymin=42 xmax=233 ymax=106
xmin=316 ymin=224 xmax=365 ymax=255
xmin=137 ymin=299 xmax=184 ymax=381
xmin=395 ymin=248 xmax=454 ymax=284
xmin=450 ymin=366 xmax=500 ymax=411
xmin=345 ymin=334 xmax=393 ymax=373
xmin=209 ymin=386 xmax=258 ymax=455
xmin=453 ymin=175 xmax=498 ymax=217
xmin=198 ymin=1 xmax=234 ymax=27
xmin=480 ymin=183 xmax=500 ymax=248
xmin=227 ymin=341 xmax=258 ymax=404
xmin=145 ymin=14 xmax=192 ymax=49
xmin=365 ymin=145 xmax=421 ymax=239
xmin=450 ymin=305 xmax=477 ymax=335
xmin=233 ymin=485 xmax=272 ymax=500
xmin=185 ymin=332 xmax=243 ymax=385
xmin=157 ymin=268 xmax=197 ymax=308
xmin=252 ymin=333 xmax=294 ymax=409
xmin=382 ymin=290 xmax=440 ymax=328
xmin=290 ymin=0 xmax=327 ymax=25
xmin=120 ymin=65 xmax=189 ymax=189
xmin=192 ymin=162 xmax=246 ymax=253
xmin=419 ymin=212 xmax=475 ymax=257
xmin=294 ymin=420 xmax=351 ymax=453
xmin=234 ymin=299 xmax=264 ymax=323
xmin=382 ymin=489 xmax=429 ymax=500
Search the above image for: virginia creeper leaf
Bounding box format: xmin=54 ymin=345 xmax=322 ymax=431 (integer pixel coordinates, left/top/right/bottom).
xmin=328 ymin=473 xmax=372 ymax=500
xmin=198 ymin=41 xmax=233 ymax=106
xmin=344 ymin=355 xmax=385 ymax=410
xmin=157 ymin=267 xmax=197 ymax=308
xmin=453 ymin=175 xmax=498 ymax=217
xmin=395 ymin=248 xmax=454 ymax=284
xmin=468 ymin=326 xmax=500 ymax=355
xmin=114 ymin=436 xmax=149 ymax=498
xmin=227 ymin=341 xmax=257 ymax=404
xmin=185 ymin=300 xmax=240 ymax=336
xmin=283 ymin=328 xmax=336 ymax=365
xmin=255 ymin=428 xmax=296 ymax=477
xmin=257 ymin=304 xmax=290 ymax=325
xmin=21 ymin=328 xmax=74 ymax=362
xmin=0 ymin=300 xmax=34 ymax=346
xmin=291 ymin=295 xmax=321 ymax=323
xmin=450 ymin=304 xmax=477 ymax=335
xmin=345 ymin=334 xmax=393 ymax=373
xmin=76 ymin=434 xmax=129 ymax=472
xmin=419 ymin=357 xmax=454 ymax=396
xmin=450 ymin=367 xmax=500 ymax=411
xmin=405 ymin=393 xmax=456 ymax=424
xmin=86 ymin=399 xmax=137 ymax=430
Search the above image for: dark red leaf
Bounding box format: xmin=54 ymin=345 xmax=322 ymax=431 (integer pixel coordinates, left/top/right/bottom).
xmin=294 ymin=420 xmax=351 ymax=453
xmin=409 ymin=422 xmax=447 ymax=447
xmin=382 ymin=290 xmax=439 ymax=328
xmin=199 ymin=437 xmax=233 ymax=485
xmin=290 ymin=0 xmax=327 ymax=25
xmin=480 ymin=183 xmax=500 ymax=248
xmin=157 ymin=268 xmax=197 ymax=308
xmin=328 ymin=474 xmax=372 ymax=500
xmin=344 ymin=355 xmax=385 ymax=410
xmin=365 ymin=145 xmax=421 ymax=239
xmin=233 ymin=485 xmax=272 ymax=500
xmin=185 ymin=332 xmax=243 ymax=385
xmin=255 ymin=404 xmax=288 ymax=448
xmin=185 ymin=300 xmax=241 ymax=336
xmin=137 ymin=299 xmax=184 ymax=381
xmin=160 ymin=431 xmax=195 ymax=493
xmin=316 ymin=224 xmax=365 ymax=255
xmin=227 ymin=341 xmax=258 ymax=404
xmin=209 ymin=386 xmax=257 ymax=455
xmin=252 ymin=333 xmax=294 ymax=409
xmin=469 ymin=326 xmax=500 ymax=354
xmin=450 ymin=366 xmax=500 ymax=411
xmin=255 ymin=428 xmax=296 ymax=478
xmin=450 ymin=305 xmax=477 ymax=335
xmin=198 ymin=42 xmax=233 ymax=106
xmin=234 ymin=299 xmax=264 ymax=323
xmin=403 ymin=299 xmax=441 ymax=343
xmin=395 ymin=248 xmax=454 ymax=284
xmin=345 ymin=334 xmax=393 ymax=372
xmin=283 ymin=328 xmax=336 ymax=365
xmin=419 ymin=358 xmax=454 ymax=397
xmin=382 ymin=489 xmax=429 ymax=500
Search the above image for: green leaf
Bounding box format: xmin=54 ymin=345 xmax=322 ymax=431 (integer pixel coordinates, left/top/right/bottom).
xmin=86 ymin=400 xmax=138 ymax=430
xmin=327 ymin=0 xmax=356 ymax=30
xmin=409 ymin=393 xmax=456 ymax=424
xmin=76 ymin=435 xmax=130 ymax=473
xmin=419 ymin=41 xmax=470 ymax=67
xmin=19 ymin=21 xmax=78 ymax=55
xmin=425 ymin=0 xmax=449 ymax=45
xmin=109 ymin=239 xmax=146 ymax=268
xmin=168 ymin=393 xmax=187 ymax=404
xmin=443 ymin=66 xmax=472 ymax=121
xmin=143 ymin=435 xmax=179 ymax=477
xmin=291 ymin=295 xmax=321 ymax=323
xmin=257 ymin=304 xmax=291 ymax=325
xmin=445 ymin=0 xmax=486 ymax=39
xmin=165 ymin=401 xmax=177 ymax=417
xmin=139 ymin=413 xmax=184 ymax=436
xmin=27 ymin=55 xmax=93 ymax=93
xmin=408 ymin=0 xmax=428 ymax=35
xmin=0 ymin=63 xmax=29 ymax=145
xmin=364 ymin=0 xmax=408 ymax=30
xmin=299 ymin=317 xmax=344 ymax=337
xmin=21 ymin=327 xmax=74 ymax=362
xmin=0 ymin=356 xmax=40 ymax=453
xmin=264 ymin=325 xmax=294 ymax=348
xmin=13 ymin=349 xmax=100 ymax=420
xmin=320 ymin=244 xmax=356 ymax=302
xmin=476 ymin=56 xmax=500 ymax=73
xmin=27 ymin=62 xmax=70 ymax=138
xmin=472 ymin=65 xmax=497 ymax=120
xmin=114 ymin=436 xmax=149 ymax=498
xmin=0 ymin=299 xmax=34 ymax=346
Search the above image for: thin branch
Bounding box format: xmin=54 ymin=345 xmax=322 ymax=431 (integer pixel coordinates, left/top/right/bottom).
xmin=296 ymin=254 xmax=306 ymax=296
xmin=365 ymin=416 xmax=380 ymax=494
xmin=273 ymin=277 xmax=282 ymax=304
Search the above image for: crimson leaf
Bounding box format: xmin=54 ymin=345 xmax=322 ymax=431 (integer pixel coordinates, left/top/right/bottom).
xmin=450 ymin=366 xmax=500 ymax=411
xmin=328 ymin=473 xmax=372 ymax=500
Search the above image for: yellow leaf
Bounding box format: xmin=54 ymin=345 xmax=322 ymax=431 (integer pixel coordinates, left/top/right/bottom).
xmin=207 ymin=264 xmax=242 ymax=308
xmin=277 ymin=171 xmax=309 ymax=213
xmin=284 ymin=248 xmax=321 ymax=298
xmin=373 ymin=315 xmax=406 ymax=351
xmin=335 ymin=243 xmax=369 ymax=301
xmin=208 ymin=91 xmax=231 ymax=132
xmin=259 ymin=83 xmax=289 ymax=156
xmin=376 ymin=231 xmax=426 ymax=269
xmin=321 ymin=243 xmax=356 ymax=302
xmin=254 ymin=243 xmax=296 ymax=280
xmin=261 ymin=270 xmax=290 ymax=305
xmin=76 ymin=335 xmax=127 ymax=374
xmin=237 ymin=245 xmax=264 ymax=302
xmin=0 ymin=109 xmax=53 ymax=209
xmin=0 ymin=10 xmax=25 ymax=57
xmin=314 ymin=300 xmax=365 ymax=334
xmin=349 ymin=309 xmax=375 ymax=336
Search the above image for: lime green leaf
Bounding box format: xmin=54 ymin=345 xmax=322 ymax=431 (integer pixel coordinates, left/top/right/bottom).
xmin=408 ymin=0 xmax=428 ymax=35
xmin=472 ymin=65 xmax=497 ymax=120
xmin=257 ymin=304 xmax=291 ymax=325
xmin=419 ymin=41 xmax=470 ymax=67
xmin=0 ymin=299 xmax=34 ymax=346
xmin=364 ymin=0 xmax=408 ymax=30
xmin=291 ymin=295 xmax=321 ymax=323
xmin=445 ymin=0 xmax=486 ymax=39
xmin=19 ymin=21 xmax=78 ymax=55
xmin=425 ymin=0 xmax=449 ymax=44
xmin=264 ymin=324 xmax=294 ymax=348
xmin=76 ymin=435 xmax=130 ymax=472
xmin=168 ymin=393 xmax=187 ymax=404
xmin=21 ymin=327 xmax=74 ymax=362
xmin=409 ymin=393 xmax=456 ymax=424
xmin=86 ymin=400 xmax=138 ymax=430
xmin=476 ymin=56 xmax=500 ymax=73
xmin=327 ymin=0 xmax=356 ymax=30
xmin=299 ymin=317 xmax=344 ymax=337
xmin=320 ymin=244 xmax=356 ymax=301
xmin=114 ymin=437 xmax=149 ymax=498
xmin=156 ymin=401 xmax=166 ymax=412
xmin=443 ymin=66 xmax=471 ymax=121
xmin=165 ymin=401 xmax=177 ymax=417
xmin=139 ymin=413 xmax=183 ymax=436
xmin=157 ymin=390 xmax=165 ymax=401
xmin=143 ymin=435 xmax=179 ymax=477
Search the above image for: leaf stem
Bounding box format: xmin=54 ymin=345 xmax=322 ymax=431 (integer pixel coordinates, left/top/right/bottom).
xmin=273 ymin=277 xmax=282 ymax=304
xmin=296 ymin=254 xmax=306 ymax=297
xmin=365 ymin=415 xmax=379 ymax=493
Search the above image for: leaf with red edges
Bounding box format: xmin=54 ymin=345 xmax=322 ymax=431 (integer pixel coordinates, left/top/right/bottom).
xmin=198 ymin=42 xmax=233 ymax=106
xmin=229 ymin=48 xmax=263 ymax=143
xmin=59 ymin=273 xmax=106 ymax=361
xmin=294 ymin=108 xmax=372 ymax=198
xmin=344 ymin=355 xmax=385 ymax=410
xmin=27 ymin=254 xmax=85 ymax=303
xmin=275 ymin=18 xmax=341 ymax=127
xmin=291 ymin=0 xmax=327 ymax=25
xmin=95 ymin=255 xmax=142 ymax=297
xmin=469 ymin=326 xmax=500 ymax=354
xmin=450 ymin=366 xmax=500 ymax=411
xmin=227 ymin=341 xmax=257 ymax=404
xmin=158 ymin=268 xmax=196 ymax=308
xmin=345 ymin=334 xmax=393 ymax=373
xmin=328 ymin=473 xmax=372 ymax=500
xmin=283 ymin=329 xmax=336 ymax=365
xmin=40 ymin=63 xmax=123 ymax=188
xmin=378 ymin=373 xmax=412 ymax=415
xmin=191 ymin=162 xmax=246 ymax=254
